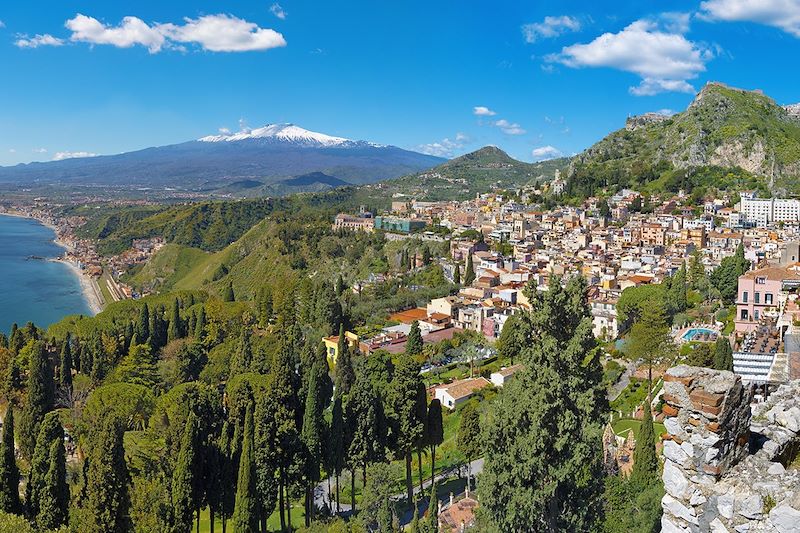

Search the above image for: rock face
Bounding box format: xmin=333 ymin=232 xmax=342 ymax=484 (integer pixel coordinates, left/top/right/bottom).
xmin=661 ymin=365 xmax=800 ymax=532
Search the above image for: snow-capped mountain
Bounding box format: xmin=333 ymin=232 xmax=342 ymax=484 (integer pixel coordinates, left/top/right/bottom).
xmin=0 ymin=123 xmax=443 ymax=194
xmin=199 ymin=123 xmax=381 ymax=147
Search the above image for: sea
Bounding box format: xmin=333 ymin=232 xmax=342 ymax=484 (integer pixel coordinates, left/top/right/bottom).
xmin=0 ymin=214 xmax=91 ymax=335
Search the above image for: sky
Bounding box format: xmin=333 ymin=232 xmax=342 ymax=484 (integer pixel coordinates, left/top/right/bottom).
xmin=1 ymin=0 xmax=800 ymax=166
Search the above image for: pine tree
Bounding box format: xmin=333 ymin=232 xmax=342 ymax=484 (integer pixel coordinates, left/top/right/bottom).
xmin=223 ymin=282 xmax=235 ymax=302
xmin=631 ymin=404 xmax=658 ymax=485
xmin=27 ymin=412 xmax=62 ymax=519
xmin=84 ymin=416 xmax=131 ymax=532
xmin=333 ymin=325 xmax=355 ymax=395
xmin=714 ymin=336 xmax=734 ymax=371
xmin=36 ymin=438 xmax=69 ymax=529
xmin=480 ymin=277 xmax=607 ymax=531
xmin=18 ymin=341 xmax=54 ymax=460
xmin=117 ymin=343 xmax=160 ymax=389
xmin=167 ymin=298 xmax=183 ymax=344
xmin=172 ymin=413 xmax=199 ymax=533
xmin=426 ymin=399 xmax=444 ymax=485
xmin=453 ymin=264 xmax=461 ymax=285
xmin=406 ymin=321 xmax=423 ymax=357
xmin=464 ymin=255 xmax=476 ymax=285
xmin=0 ymin=404 xmax=21 ymax=514
xmin=232 ymin=404 xmax=258 ymax=532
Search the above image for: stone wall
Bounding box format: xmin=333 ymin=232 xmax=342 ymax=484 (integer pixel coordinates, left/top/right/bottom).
xmin=661 ymin=365 xmax=800 ymax=532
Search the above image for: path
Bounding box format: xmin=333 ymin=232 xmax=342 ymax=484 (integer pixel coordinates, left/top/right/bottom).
xmin=608 ymin=359 xmax=637 ymax=402
xmin=314 ymin=458 xmax=484 ymax=526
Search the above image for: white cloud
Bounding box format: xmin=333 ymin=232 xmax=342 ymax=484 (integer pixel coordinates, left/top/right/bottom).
xmin=162 ymin=14 xmax=286 ymax=52
xmin=700 ymin=0 xmax=800 ymax=37
xmin=494 ymin=119 xmax=526 ymax=135
xmin=270 ymin=3 xmax=287 ymax=20
xmin=64 ymin=13 xmax=286 ymax=53
xmin=15 ymin=34 xmax=65 ymax=48
xmin=418 ymin=133 xmax=469 ymax=158
xmin=32 ymin=148 xmax=48 ymax=153
xmin=532 ymin=146 xmax=563 ymax=161
xmin=53 ymin=151 xmax=98 ymax=161
xmin=218 ymin=127 xmax=231 ymax=135
xmin=0 ymin=20 xmax=5 ymax=29
xmin=473 ymin=106 xmax=497 ymax=116
xmin=522 ymin=15 xmax=582 ymax=42
xmin=547 ymin=19 xmax=713 ymax=95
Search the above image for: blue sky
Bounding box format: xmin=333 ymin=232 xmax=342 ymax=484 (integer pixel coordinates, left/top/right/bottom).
xmin=1 ymin=0 xmax=800 ymax=166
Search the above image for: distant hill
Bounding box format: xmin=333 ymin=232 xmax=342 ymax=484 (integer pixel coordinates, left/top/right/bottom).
xmin=567 ymin=82 xmax=800 ymax=197
xmin=365 ymin=146 xmax=568 ymax=201
xmin=0 ymin=124 xmax=444 ymax=195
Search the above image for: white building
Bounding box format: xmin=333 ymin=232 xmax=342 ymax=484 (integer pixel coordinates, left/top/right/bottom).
xmin=740 ymin=196 xmax=800 ymax=226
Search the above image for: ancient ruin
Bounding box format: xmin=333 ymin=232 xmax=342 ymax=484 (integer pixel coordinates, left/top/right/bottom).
xmin=661 ymin=365 xmax=800 ymax=532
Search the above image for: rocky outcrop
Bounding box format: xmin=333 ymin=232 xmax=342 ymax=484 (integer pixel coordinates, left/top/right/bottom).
xmin=661 ymin=365 xmax=800 ymax=532
xmin=625 ymin=112 xmax=670 ymax=131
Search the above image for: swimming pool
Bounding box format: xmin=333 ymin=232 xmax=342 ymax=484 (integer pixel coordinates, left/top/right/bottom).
xmin=682 ymin=328 xmax=718 ymax=342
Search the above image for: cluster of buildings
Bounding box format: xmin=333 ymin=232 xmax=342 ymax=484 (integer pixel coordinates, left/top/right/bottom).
xmin=335 ymin=189 xmax=800 ymax=350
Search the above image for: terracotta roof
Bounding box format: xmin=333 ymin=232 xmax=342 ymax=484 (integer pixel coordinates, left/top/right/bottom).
xmin=494 ymin=364 xmax=523 ymax=378
xmin=437 ymin=377 xmax=491 ymax=401
xmin=389 ymin=307 xmax=429 ymax=323
xmin=741 ymin=263 xmax=800 ymax=282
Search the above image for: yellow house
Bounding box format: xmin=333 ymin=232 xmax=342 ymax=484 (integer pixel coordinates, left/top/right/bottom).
xmin=322 ymin=331 xmax=359 ymax=365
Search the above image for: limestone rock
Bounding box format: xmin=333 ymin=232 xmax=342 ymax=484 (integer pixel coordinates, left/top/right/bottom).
xmin=664 ymin=459 xmax=691 ymax=499
xmin=769 ymin=504 xmax=800 ymax=533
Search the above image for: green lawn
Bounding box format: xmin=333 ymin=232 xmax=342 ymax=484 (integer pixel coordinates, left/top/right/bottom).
xmin=198 ymin=503 xmax=306 ymax=533
xmin=612 ymin=418 xmax=667 ymax=440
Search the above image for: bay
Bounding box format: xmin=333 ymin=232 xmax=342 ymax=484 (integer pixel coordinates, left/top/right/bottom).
xmin=0 ymin=214 xmax=92 ymax=334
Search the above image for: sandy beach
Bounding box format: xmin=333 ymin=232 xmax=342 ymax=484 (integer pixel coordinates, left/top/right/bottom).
xmin=58 ymin=259 xmax=104 ymax=315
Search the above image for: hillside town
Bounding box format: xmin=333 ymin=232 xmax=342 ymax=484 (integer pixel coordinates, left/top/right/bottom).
xmin=334 ymin=189 xmax=800 ymax=393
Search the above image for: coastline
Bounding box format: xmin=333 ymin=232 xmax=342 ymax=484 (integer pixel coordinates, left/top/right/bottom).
xmin=0 ymin=211 xmax=103 ymax=316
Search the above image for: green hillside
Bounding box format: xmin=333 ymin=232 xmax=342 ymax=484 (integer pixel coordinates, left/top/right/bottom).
xmin=364 ymin=146 xmax=568 ymax=201
xmin=567 ymin=82 xmax=800 ymax=197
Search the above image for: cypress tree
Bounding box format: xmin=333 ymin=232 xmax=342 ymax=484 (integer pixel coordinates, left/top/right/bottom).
xmin=301 ymin=367 xmax=324 ymax=525
xmin=167 ymin=298 xmax=183 ymax=344
xmin=426 ymin=480 xmax=439 ymax=533
xmin=230 ymin=328 xmax=253 ymax=377
xmin=333 ymin=324 xmax=355 ymax=395
xmin=223 ymin=282 xmax=235 ymax=303
xmin=453 ymin=264 xmax=461 ymax=285
xmin=427 ymin=399 xmax=444 ymax=485
xmin=328 ymin=396 xmax=346 ymax=513
xmin=27 ymin=412 xmax=62 ymax=519
xmin=631 ymin=403 xmax=659 ymax=485
xmin=456 ymin=403 xmax=481 ymax=491
xmin=464 ymin=255 xmax=476 ymax=285
xmin=347 ymin=368 xmax=384 ymax=491
xmin=0 ymin=334 xmax=7 ymax=350
xmin=19 ymin=341 xmax=54 ymax=460
xmin=36 ymin=438 xmax=69 ymax=529
xmin=58 ymin=336 xmax=73 ymax=393
xmin=172 ymin=413 xmax=199 ymax=533
xmin=84 ymin=415 xmax=131 ymax=532
xmin=194 ymin=307 xmax=206 ymax=340
xmin=389 ymin=354 xmax=425 ymax=505
xmin=136 ymin=304 xmax=150 ymax=343
xmin=714 ymin=336 xmax=734 ymax=372
xmin=232 ymin=404 xmax=258 ymax=533
xmin=0 ymin=404 xmax=21 ymax=514
xmin=406 ymin=320 xmax=423 ymax=357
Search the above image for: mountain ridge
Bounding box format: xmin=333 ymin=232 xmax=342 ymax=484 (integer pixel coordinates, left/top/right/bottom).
xmin=567 ymin=82 xmax=800 ymax=196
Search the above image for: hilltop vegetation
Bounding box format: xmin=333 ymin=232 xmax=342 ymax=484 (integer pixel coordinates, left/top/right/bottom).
xmin=365 ymin=146 xmax=568 ymax=201
xmin=567 ymin=82 xmax=800 ymax=198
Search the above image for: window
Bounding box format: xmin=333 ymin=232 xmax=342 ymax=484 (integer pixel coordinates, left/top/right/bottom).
xmin=756 ymin=277 xmax=766 ymax=284
xmin=755 ymin=292 xmax=761 ymax=304
xmin=742 ymin=291 xmax=748 ymax=303
xmin=755 ymin=310 xmax=760 ymax=320
xmin=766 ymin=293 xmax=773 ymax=305
xmin=741 ymin=309 xmax=749 ymax=320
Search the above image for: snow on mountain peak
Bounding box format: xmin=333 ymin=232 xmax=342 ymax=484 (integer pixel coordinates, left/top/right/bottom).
xmin=199 ymin=123 xmax=366 ymax=146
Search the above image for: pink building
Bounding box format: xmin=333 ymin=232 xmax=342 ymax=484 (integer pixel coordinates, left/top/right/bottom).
xmin=735 ymin=264 xmax=800 ymax=332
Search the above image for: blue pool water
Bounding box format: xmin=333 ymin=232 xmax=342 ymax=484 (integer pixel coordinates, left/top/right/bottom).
xmin=682 ymin=328 xmax=717 ymax=341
